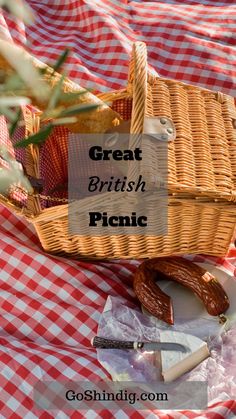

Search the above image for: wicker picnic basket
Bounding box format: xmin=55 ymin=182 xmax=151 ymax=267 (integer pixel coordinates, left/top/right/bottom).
xmin=1 ymin=41 xmax=236 ymax=259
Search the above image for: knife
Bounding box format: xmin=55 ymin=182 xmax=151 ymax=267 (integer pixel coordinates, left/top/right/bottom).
xmin=91 ymin=336 xmax=189 ymax=352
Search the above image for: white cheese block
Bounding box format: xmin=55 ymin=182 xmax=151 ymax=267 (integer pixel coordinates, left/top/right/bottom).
xmin=160 ymin=331 xmax=210 ymax=382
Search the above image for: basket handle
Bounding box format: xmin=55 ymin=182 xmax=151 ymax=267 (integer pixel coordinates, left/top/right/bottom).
xmin=128 ymin=42 xmax=148 ymax=134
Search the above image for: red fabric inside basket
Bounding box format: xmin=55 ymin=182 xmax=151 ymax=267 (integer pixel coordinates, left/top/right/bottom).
xmin=39 ymin=127 xmax=120 ymax=207
xmin=39 ymin=125 xmax=69 ymax=206
xmin=0 ymin=115 xmax=28 ymax=204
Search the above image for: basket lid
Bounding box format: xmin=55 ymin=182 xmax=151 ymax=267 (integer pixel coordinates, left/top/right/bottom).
xmin=127 ymin=42 xmax=236 ymax=202
xmin=146 ymin=77 xmax=236 ymax=202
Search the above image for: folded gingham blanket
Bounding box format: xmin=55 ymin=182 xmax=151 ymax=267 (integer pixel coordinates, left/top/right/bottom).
xmin=0 ymin=1 xmax=236 ymax=418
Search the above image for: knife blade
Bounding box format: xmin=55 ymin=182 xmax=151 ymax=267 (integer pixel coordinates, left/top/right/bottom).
xmin=91 ymin=336 xmax=189 ymax=352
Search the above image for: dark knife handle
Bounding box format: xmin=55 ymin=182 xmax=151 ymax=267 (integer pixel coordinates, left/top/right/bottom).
xmin=91 ymin=336 xmax=143 ymax=350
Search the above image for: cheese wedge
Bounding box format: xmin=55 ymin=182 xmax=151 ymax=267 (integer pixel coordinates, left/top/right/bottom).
xmin=160 ymin=331 xmax=210 ymax=382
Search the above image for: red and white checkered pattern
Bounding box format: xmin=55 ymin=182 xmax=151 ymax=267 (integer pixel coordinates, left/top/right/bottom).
xmin=0 ymin=1 xmax=236 ymax=418
xmin=0 ymin=207 xmax=235 ymax=418
xmin=3 ymin=0 xmax=236 ymax=96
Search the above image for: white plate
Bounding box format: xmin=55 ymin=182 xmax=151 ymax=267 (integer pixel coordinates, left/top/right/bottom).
xmin=142 ymin=262 xmax=236 ymax=340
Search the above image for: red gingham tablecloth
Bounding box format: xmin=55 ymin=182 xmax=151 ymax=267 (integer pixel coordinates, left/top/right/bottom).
xmin=0 ymin=1 xmax=236 ymax=418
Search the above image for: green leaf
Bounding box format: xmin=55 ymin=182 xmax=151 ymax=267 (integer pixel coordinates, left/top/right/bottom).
xmin=38 ymin=67 xmax=48 ymax=76
xmin=4 ymin=74 xmax=26 ymax=91
xmin=0 ymin=42 xmax=50 ymax=103
xmin=59 ymin=90 xmax=88 ymax=102
xmin=9 ymin=108 xmax=22 ymax=138
xmin=15 ymin=124 xmax=53 ymax=148
xmin=0 ymin=96 xmax=30 ymax=106
xmin=52 ymin=117 xmax=77 ymax=125
xmin=0 ymin=106 xmax=18 ymax=122
xmin=52 ymin=49 xmax=70 ymax=74
xmin=46 ymin=75 xmax=65 ymax=111
xmin=1 ymin=0 xmax=35 ymax=25
xmin=59 ymin=103 xmax=99 ymax=118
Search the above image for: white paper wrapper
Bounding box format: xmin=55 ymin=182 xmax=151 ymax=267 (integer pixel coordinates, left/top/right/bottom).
xmin=97 ymin=294 xmax=236 ymax=404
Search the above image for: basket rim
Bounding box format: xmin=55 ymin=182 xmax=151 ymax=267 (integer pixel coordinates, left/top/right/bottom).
xmin=2 ymin=41 xmax=236 ymax=218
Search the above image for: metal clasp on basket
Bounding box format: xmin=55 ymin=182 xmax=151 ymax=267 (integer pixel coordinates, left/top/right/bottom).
xmin=104 ymin=117 xmax=176 ymax=145
xmin=143 ymin=116 xmax=176 ymax=141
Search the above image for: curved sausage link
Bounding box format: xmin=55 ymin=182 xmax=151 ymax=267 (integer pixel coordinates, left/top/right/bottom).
xmin=133 ymin=257 xmax=230 ymax=325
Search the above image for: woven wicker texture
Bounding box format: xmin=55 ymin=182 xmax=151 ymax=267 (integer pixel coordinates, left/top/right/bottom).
xmin=32 ymin=198 xmax=235 ymax=260
xmin=1 ymin=42 xmax=236 ymax=259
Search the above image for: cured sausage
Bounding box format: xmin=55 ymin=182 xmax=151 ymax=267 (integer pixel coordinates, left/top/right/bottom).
xmin=133 ymin=257 xmax=230 ymax=324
